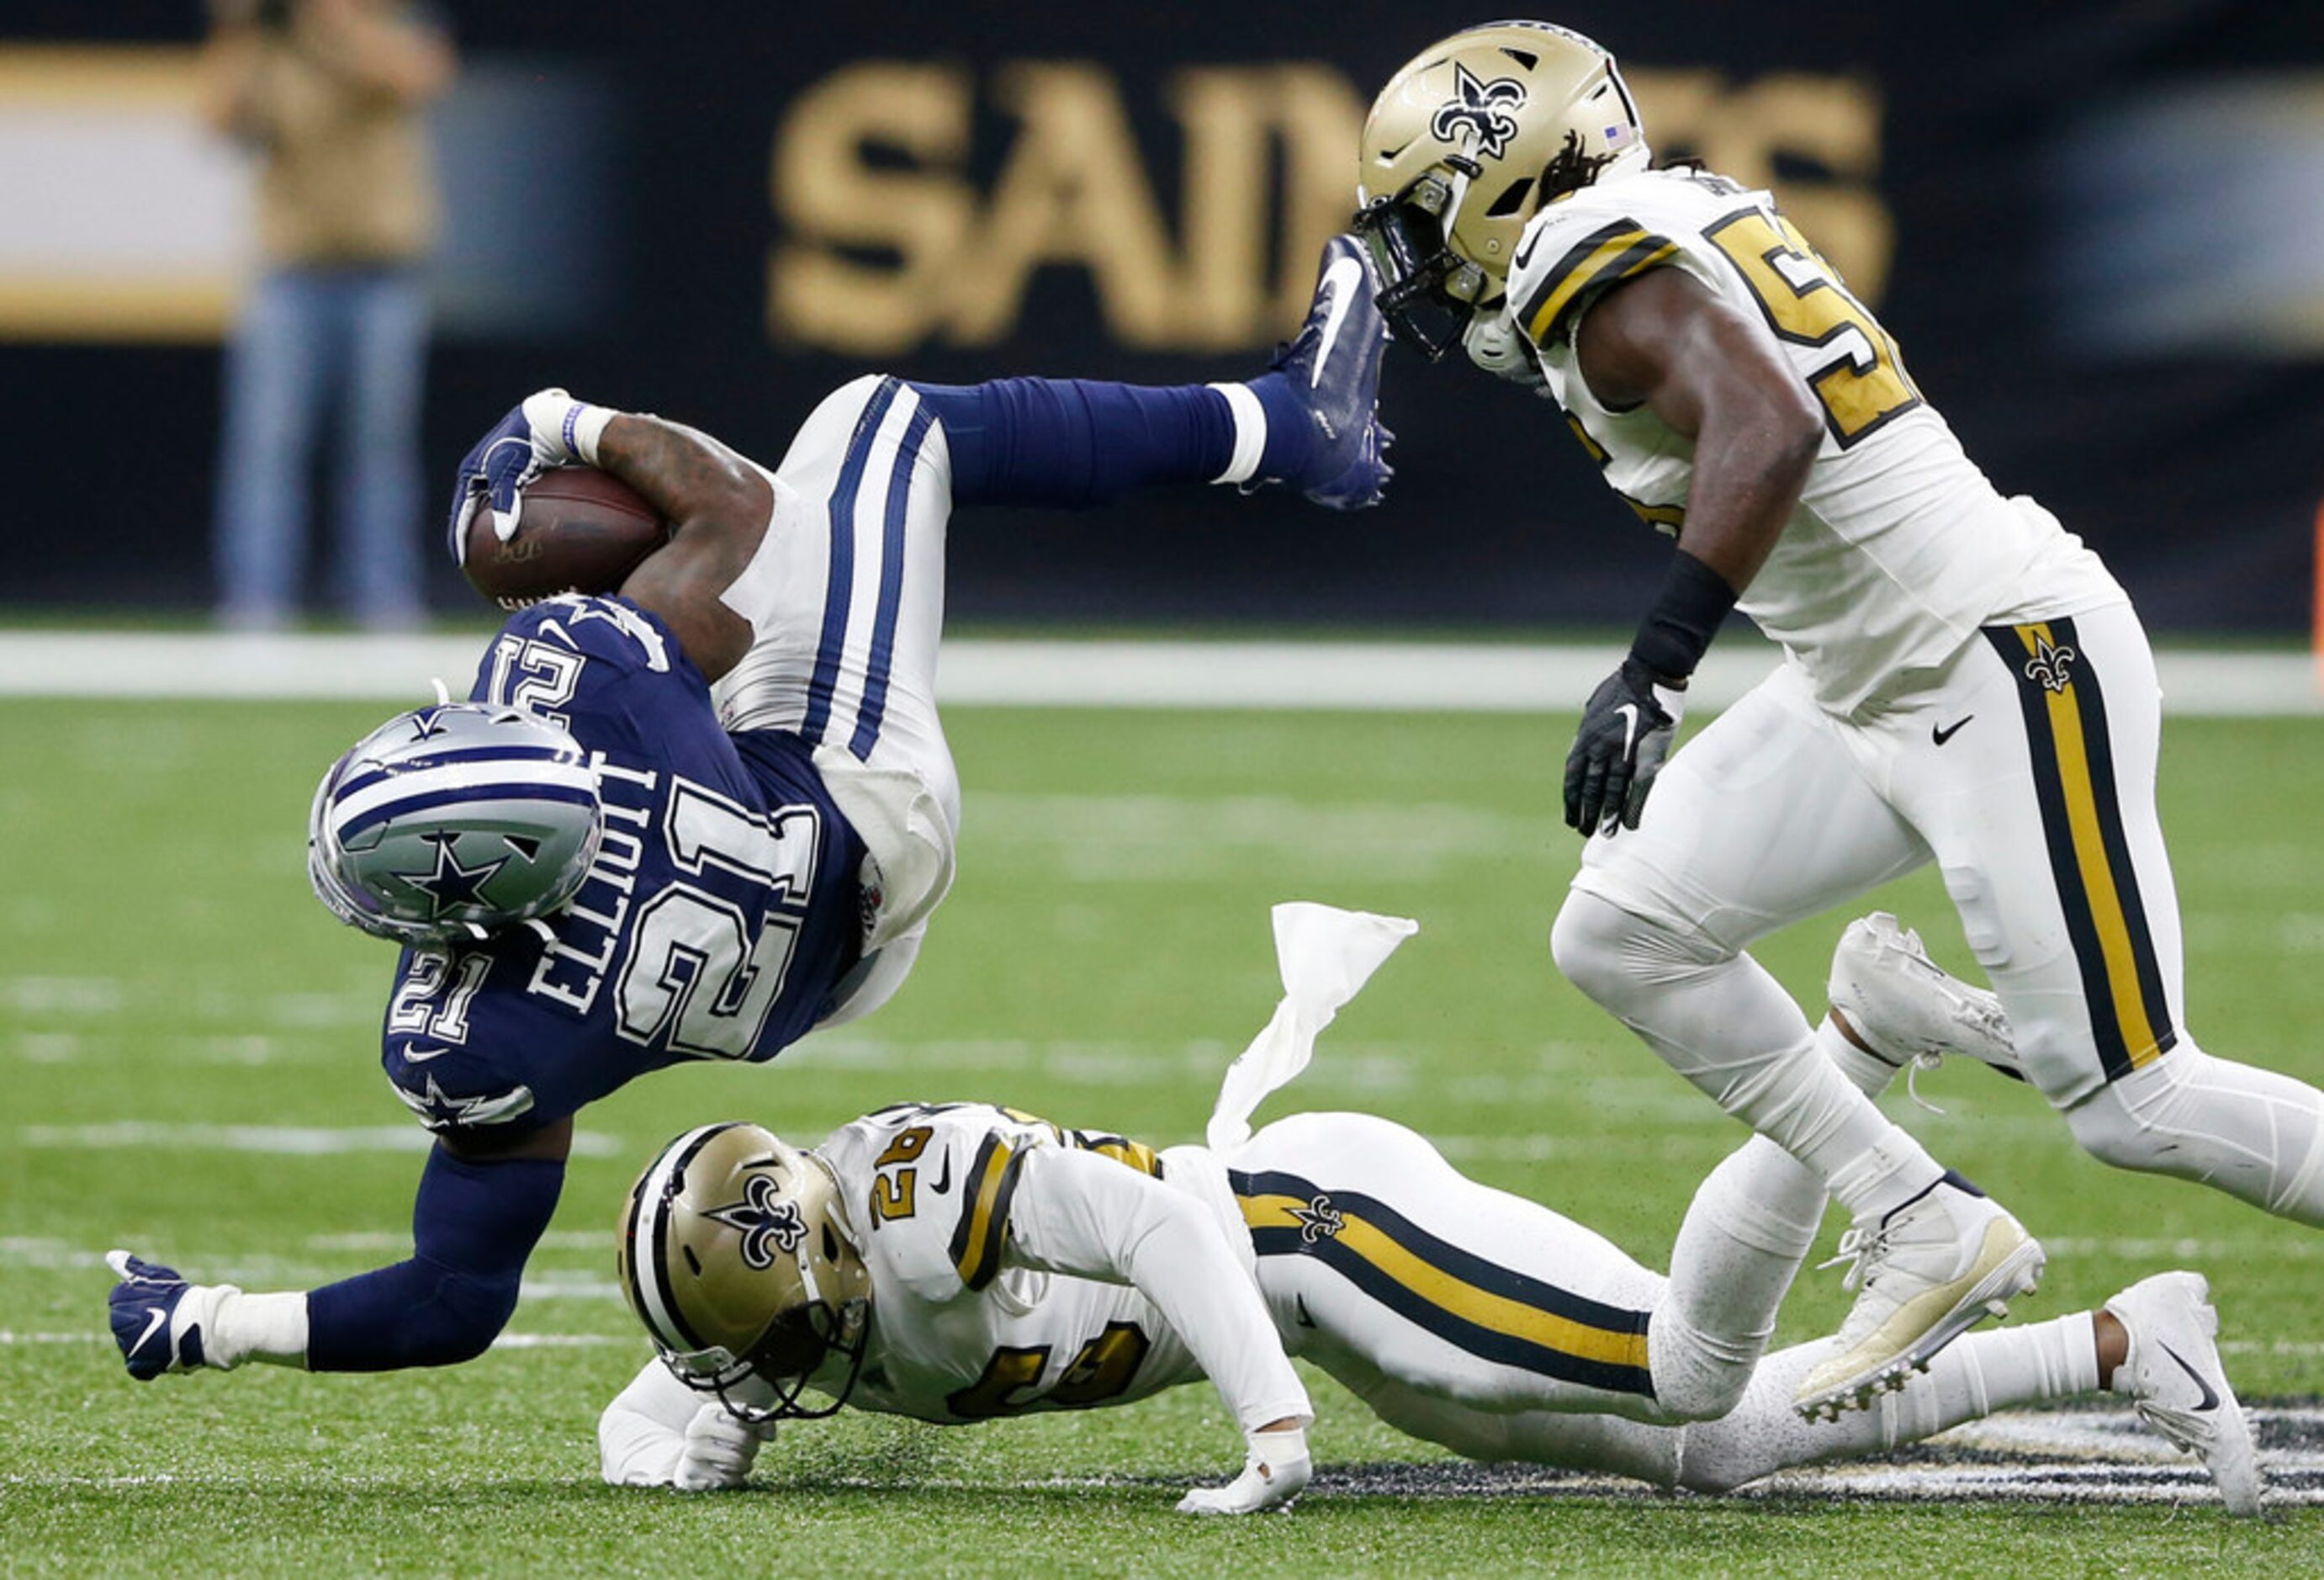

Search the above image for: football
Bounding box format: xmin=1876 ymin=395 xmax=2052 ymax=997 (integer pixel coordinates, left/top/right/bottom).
xmin=460 ymin=465 xmax=670 ymax=609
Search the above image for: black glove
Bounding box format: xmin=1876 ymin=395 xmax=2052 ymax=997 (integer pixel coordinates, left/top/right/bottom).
xmin=1564 ymin=657 xmax=1687 ymax=836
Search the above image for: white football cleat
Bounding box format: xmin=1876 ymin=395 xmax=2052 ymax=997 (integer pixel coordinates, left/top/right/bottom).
xmin=2106 ymin=1271 xmax=2263 ymax=1515
xmin=1828 ymin=913 xmax=2022 ymax=1081
xmin=1795 ymin=1172 xmax=2046 ymax=1419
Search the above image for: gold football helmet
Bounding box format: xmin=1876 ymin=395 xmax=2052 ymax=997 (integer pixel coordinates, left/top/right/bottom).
xmin=617 ymin=1121 xmax=872 ymax=1422
xmin=1353 ymin=21 xmax=1650 ymax=358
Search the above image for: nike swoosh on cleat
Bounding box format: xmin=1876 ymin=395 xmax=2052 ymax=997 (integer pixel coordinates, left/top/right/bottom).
xmin=133 ymin=1306 xmax=168 ymax=1358
xmin=1309 ymin=255 xmax=1365 ymax=390
xmin=2159 ymin=1341 xmax=2221 ymax=1411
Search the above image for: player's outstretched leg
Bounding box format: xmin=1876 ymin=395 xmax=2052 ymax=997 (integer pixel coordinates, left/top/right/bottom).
xmin=1553 ymin=891 xmax=2044 ymax=1420
xmin=909 ymin=235 xmax=1391 ymax=516
xmin=2063 ymin=1042 xmax=2324 ymax=1227
xmin=1660 ymin=914 xmax=2052 ymax=1422
xmin=1669 ymin=1268 xmax=2259 ymax=1513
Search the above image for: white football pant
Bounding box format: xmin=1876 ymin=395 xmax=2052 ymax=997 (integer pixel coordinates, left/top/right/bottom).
xmin=1558 ymin=600 xmax=2324 ymax=1227
xmin=712 ymin=375 xmax=964 ymax=1026
xmin=1229 ymin=1111 xmax=1824 ymax=1425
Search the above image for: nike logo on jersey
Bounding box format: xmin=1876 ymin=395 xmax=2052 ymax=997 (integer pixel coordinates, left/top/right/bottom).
xmin=2160 ymin=1341 xmax=2221 ymax=1412
xmin=1511 ymin=223 xmax=1543 ymax=275
xmin=400 ymin=1044 xmax=457 ymax=1064
xmin=929 ymin=1149 xmax=955 ymax=1196
xmin=133 ymin=1306 xmax=169 ymax=1359
xmin=1931 ymin=716 xmax=1974 ymax=747
xmin=1294 ymin=1295 xmax=1316 ymax=1328
xmin=1309 ymin=255 xmax=1365 ymax=390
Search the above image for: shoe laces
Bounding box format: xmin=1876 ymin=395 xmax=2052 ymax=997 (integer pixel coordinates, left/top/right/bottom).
xmin=1816 ymin=1221 xmax=1893 ymax=1295
xmin=1902 ymin=1052 xmax=1946 ymax=1114
xmin=2131 ymin=1397 xmax=2210 ymax=1454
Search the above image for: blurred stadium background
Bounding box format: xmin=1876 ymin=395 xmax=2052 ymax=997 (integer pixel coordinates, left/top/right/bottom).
xmin=3 ymin=0 xmax=2321 ymax=629
xmin=8 ymin=3 xmax=2324 ymax=1572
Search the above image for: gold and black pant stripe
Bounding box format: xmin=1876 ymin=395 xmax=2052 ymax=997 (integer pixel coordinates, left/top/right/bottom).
xmin=1229 ymin=1168 xmax=1655 ymax=1400
xmin=948 ymin=1132 xmax=1026 ymax=1291
xmin=1517 ymin=219 xmax=1679 ymax=347
xmin=1986 ymin=618 xmax=2176 ymax=1082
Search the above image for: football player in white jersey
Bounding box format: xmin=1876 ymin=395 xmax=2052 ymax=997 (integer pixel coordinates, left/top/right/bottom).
xmin=599 ymin=907 xmax=2259 ymax=1514
xmin=1352 ymin=20 xmax=2324 ymax=1418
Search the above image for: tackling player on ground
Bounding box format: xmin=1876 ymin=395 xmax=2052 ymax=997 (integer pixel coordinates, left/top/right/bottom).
xmin=600 ymin=906 xmax=2259 ymax=1515
xmin=103 ymin=240 xmax=1393 ymax=1386
xmin=1353 ymin=20 xmax=2324 ymax=1417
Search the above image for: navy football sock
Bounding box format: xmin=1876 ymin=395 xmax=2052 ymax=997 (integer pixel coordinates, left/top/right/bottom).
xmin=911 ymin=378 xmax=1241 ymax=509
xmin=1245 ymin=370 xmax=1323 ymax=487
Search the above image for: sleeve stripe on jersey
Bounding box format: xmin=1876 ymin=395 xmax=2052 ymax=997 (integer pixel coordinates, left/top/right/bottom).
xmin=947 ymin=1132 xmax=1027 ymax=1291
xmin=1071 ymin=1131 xmax=1162 ymax=1178
xmin=1520 ymin=220 xmax=1680 ymax=347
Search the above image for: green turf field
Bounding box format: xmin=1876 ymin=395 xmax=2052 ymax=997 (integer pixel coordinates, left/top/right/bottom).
xmin=5 ymin=697 xmax=2323 ymax=1575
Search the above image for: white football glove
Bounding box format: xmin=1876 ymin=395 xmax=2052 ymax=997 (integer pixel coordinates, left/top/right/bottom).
xmin=1175 ymin=1424 xmax=1311 ymax=1516
xmin=1462 ymin=311 xmax=1550 ymax=395
xmin=671 ymin=1403 xmax=773 ymax=1492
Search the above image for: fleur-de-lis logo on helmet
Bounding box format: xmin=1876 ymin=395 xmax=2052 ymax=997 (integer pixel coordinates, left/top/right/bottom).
xmin=707 ymin=1173 xmax=811 ymax=1271
xmin=2024 ymin=635 xmax=2078 ymax=694
xmin=1431 ymin=61 xmax=1529 ymax=160
xmin=1289 ymin=1194 xmax=1346 ymax=1245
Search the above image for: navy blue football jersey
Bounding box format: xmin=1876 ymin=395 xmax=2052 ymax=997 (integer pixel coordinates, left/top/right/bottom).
xmin=379 ymin=596 xmax=866 ymax=1132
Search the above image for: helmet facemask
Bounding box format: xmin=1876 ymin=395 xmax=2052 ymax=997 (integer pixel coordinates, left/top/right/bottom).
xmin=620 ymin=1126 xmax=876 ymax=1425
xmin=1353 ymin=163 xmax=1491 ymax=362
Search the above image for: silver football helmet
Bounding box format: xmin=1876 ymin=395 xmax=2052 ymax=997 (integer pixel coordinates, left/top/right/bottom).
xmin=617 ymin=1122 xmax=873 ymax=1422
xmin=307 ymin=701 xmax=604 ymax=946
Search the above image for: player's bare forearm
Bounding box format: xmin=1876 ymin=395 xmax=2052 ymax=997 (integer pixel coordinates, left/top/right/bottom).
xmin=599 ymin=415 xmax=773 ymax=681
xmin=595 ymin=415 xmax=768 ymax=546
xmin=1676 ymin=404 xmax=1818 ymax=593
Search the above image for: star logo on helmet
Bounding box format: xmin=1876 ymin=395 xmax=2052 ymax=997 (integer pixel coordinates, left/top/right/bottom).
xmin=393 ymin=832 xmax=512 ymax=918
xmin=708 ymin=1173 xmax=810 ymax=1270
xmin=1289 ymin=1194 xmax=1346 ymax=1245
xmin=1431 ymin=61 xmax=1528 ymax=160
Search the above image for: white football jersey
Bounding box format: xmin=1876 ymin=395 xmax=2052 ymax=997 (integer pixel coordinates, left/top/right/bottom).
xmin=813 ymin=1102 xmax=1217 ymax=1423
xmin=1504 ymin=167 xmax=2120 ymax=716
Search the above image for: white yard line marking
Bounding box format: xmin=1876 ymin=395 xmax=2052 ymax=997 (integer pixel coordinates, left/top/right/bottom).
xmin=0 ymin=1329 xmax=627 ymax=1349
xmin=13 ymin=1122 xmax=625 ymax=1157
xmin=0 ymin=631 xmax=2316 ymax=716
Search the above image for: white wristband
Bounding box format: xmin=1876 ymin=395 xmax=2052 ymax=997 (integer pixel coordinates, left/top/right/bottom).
xmin=567 ymin=403 xmax=617 ymax=468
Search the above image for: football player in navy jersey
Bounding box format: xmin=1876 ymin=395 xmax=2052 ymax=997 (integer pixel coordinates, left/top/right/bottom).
xmin=104 ymin=238 xmax=1392 ymax=1385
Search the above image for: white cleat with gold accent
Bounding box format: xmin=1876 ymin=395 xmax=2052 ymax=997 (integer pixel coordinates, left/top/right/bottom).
xmin=1794 ymin=1171 xmax=2046 ymax=1420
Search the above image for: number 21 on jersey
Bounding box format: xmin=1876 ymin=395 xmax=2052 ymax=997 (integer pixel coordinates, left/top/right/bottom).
xmin=1705 ymin=207 xmax=1922 ymax=447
